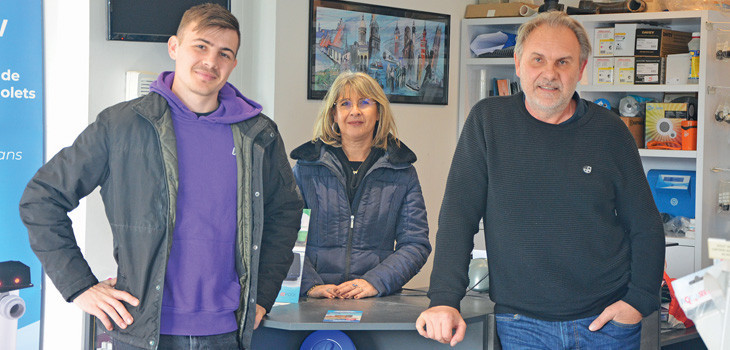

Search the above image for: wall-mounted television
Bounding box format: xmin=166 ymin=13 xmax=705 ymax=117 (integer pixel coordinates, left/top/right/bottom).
xmin=107 ymin=0 xmax=231 ymax=42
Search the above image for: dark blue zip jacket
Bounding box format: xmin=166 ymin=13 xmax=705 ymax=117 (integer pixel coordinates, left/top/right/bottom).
xmin=291 ymin=139 xmax=431 ymax=296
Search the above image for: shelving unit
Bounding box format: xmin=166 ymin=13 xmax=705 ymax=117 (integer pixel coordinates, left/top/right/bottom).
xmin=459 ymin=10 xmax=730 ymax=278
xmin=579 ymin=84 xmax=700 ymax=93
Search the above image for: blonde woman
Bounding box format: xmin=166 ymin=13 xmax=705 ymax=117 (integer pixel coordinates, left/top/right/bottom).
xmin=291 ymin=71 xmax=431 ymax=299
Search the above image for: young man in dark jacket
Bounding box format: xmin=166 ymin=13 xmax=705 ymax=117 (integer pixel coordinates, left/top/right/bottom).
xmin=19 ymin=4 xmax=303 ymax=349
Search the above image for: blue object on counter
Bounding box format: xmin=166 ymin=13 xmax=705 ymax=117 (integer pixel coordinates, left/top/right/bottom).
xmin=647 ymin=169 xmax=696 ymax=218
xmin=300 ymin=330 xmax=357 ymax=350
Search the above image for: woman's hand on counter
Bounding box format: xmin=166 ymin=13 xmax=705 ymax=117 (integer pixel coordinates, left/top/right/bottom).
xmin=334 ymin=279 xmax=378 ymax=299
xmin=307 ymin=284 xmax=338 ymax=299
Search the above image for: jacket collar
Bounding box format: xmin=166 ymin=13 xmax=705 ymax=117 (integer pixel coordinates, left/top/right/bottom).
xmin=132 ymin=92 xmax=169 ymax=126
xmin=290 ymin=137 xmax=417 ymax=165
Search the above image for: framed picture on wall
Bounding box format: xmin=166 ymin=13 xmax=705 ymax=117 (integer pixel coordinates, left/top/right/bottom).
xmin=307 ymin=0 xmax=450 ymax=105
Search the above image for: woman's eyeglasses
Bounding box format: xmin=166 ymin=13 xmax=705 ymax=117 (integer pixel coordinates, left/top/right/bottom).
xmin=334 ymin=98 xmax=376 ymax=111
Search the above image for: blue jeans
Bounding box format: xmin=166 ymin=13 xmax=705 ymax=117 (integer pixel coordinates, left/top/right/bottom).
xmin=112 ymin=331 xmax=239 ymax=350
xmin=495 ymin=313 xmax=641 ymax=350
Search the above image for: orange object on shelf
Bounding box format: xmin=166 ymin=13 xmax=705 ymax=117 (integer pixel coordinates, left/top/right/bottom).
xmin=681 ymin=120 xmax=697 ymax=150
xmin=646 ymin=140 xmax=682 ymax=150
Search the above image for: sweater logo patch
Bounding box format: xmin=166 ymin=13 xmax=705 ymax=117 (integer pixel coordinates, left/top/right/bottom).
xmin=583 ymin=165 xmax=592 ymax=174
xmin=232 ymin=147 xmax=236 ymax=156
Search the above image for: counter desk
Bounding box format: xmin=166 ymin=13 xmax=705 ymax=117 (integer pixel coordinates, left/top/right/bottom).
xmin=251 ymin=289 xmax=496 ymax=349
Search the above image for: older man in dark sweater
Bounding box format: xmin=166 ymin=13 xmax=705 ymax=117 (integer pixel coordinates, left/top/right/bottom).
xmin=416 ymin=11 xmax=664 ymax=349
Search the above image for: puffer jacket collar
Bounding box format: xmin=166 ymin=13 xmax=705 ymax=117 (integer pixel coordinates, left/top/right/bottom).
xmin=290 ymin=137 xmax=417 ymax=165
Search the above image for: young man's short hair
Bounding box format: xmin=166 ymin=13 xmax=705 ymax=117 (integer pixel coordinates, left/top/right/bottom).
xmin=177 ymin=3 xmax=240 ymax=52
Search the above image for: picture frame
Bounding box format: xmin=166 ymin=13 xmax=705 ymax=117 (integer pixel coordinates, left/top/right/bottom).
xmin=307 ymin=0 xmax=450 ymax=105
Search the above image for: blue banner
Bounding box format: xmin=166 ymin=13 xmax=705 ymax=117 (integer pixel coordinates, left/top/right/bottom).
xmin=0 ymin=1 xmax=44 ymax=349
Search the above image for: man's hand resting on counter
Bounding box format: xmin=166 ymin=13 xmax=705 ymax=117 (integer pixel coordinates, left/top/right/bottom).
xmin=416 ymin=305 xmax=467 ymax=347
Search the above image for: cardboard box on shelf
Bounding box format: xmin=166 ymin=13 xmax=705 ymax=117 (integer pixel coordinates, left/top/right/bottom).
xmin=594 ymin=27 xmax=615 ymax=56
xmin=593 ymin=57 xmax=614 ymax=84
xmin=614 ymin=57 xmax=635 ymax=85
xmin=634 ymin=56 xmax=664 ymax=84
xmin=614 ymin=23 xmax=662 ymax=56
xmin=665 ymin=53 xmax=691 ymax=85
xmin=465 ymin=2 xmax=538 ymax=18
xmin=635 ymin=28 xmax=692 ymax=56
xmin=644 ymin=0 xmax=666 ymax=11
xmin=645 ymin=102 xmax=688 ymax=149
xmin=621 ymin=116 xmax=645 ymax=149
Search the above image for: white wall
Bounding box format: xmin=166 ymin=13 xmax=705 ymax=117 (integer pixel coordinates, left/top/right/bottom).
xmin=234 ymin=0 xmax=276 ymax=115
xmin=42 ymin=2 xmax=90 ymax=349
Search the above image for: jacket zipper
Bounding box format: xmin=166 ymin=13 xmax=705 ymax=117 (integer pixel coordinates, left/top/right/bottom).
xmin=140 ymin=113 xmax=172 ymax=348
xmin=307 ymin=155 xmax=394 ymax=282
xmin=143 ymin=116 xmax=174 ymax=256
xmin=344 ymin=215 xmax=354 ymax=280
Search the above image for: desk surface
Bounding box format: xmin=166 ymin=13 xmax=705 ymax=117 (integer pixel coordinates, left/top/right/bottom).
xmin=261 ymin=289 xmax=495 ymax=331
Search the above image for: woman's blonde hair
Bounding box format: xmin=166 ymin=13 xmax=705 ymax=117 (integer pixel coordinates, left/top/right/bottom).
xmin=312 ymin=71 xmax=398 ymax=149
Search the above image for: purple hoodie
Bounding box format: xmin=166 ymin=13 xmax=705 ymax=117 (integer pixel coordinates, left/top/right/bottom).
xmin=149 ymin=72 xmax=262 ymax=336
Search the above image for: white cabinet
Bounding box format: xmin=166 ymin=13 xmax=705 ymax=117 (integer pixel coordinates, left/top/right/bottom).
xmin=459 ymin=10 xmax=730 ymax=277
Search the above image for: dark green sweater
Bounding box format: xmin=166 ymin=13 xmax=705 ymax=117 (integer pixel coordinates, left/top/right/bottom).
xmin=428 ymin=92 xmax=664 ymax=320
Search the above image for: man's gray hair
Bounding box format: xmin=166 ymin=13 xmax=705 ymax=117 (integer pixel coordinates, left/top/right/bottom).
xmin=515 ymin=11 xmax=592 ymax=64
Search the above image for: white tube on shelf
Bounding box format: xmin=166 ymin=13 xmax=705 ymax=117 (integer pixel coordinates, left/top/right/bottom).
xmin=479 ymin=69 xmax=488 ymax=101
xmin=520 ymin=5 xmax=537 ymax=17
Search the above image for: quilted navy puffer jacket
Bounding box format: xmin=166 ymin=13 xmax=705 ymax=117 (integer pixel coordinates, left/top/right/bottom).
xmin=291 ymin=138 xmax=431 ymax=296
